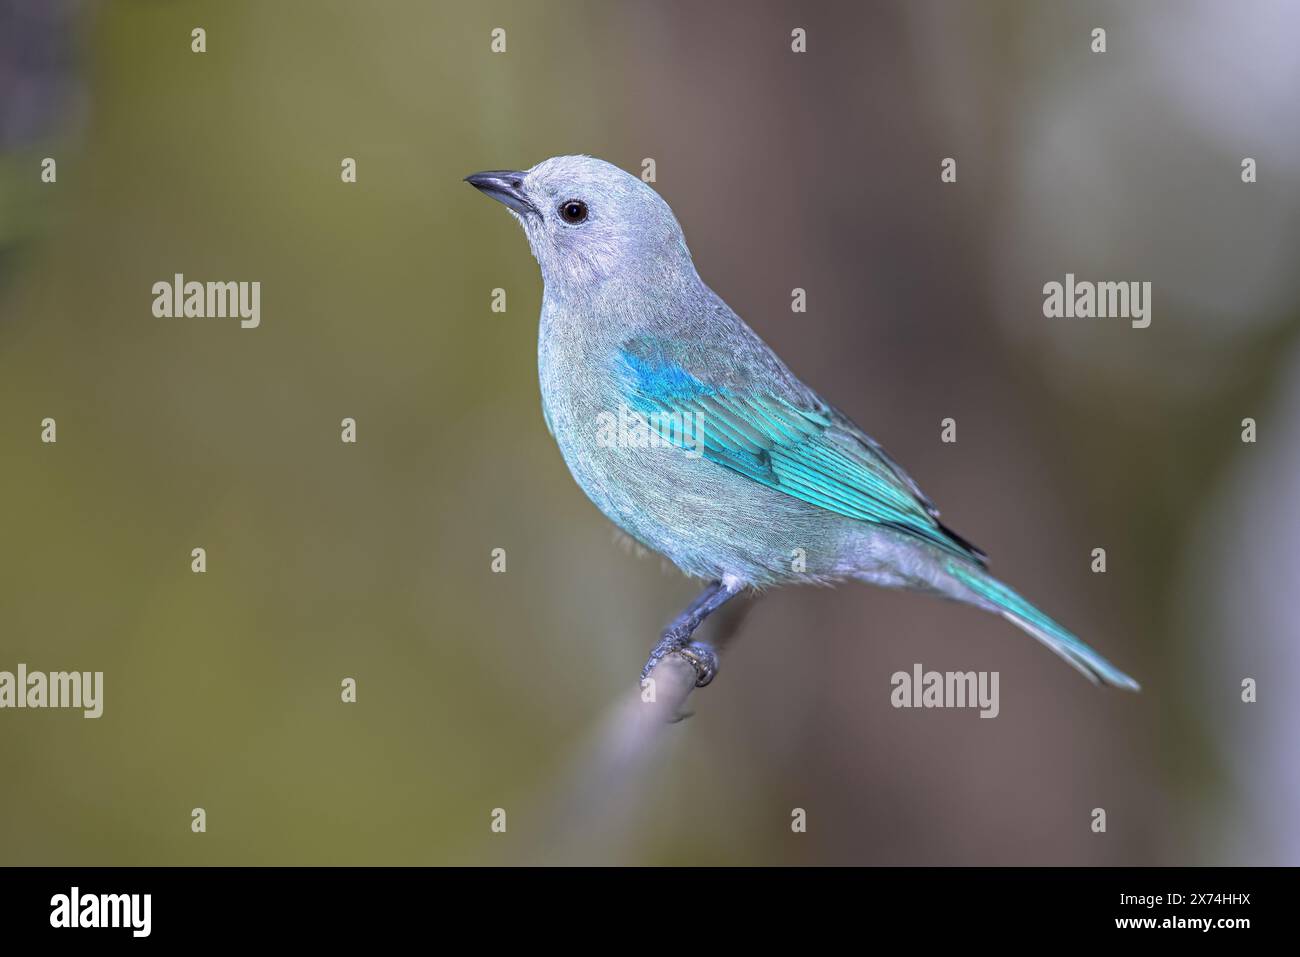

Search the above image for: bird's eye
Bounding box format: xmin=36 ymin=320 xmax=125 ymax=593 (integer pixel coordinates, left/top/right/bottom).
xmin=558 ymin=199 xmax=588 ymax=224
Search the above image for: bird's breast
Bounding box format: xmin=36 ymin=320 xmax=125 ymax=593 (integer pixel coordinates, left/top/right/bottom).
xmin=537 ymin=302 xmax=701 ymax=547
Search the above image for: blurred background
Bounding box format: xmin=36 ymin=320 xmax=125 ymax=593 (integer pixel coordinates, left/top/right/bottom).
xmin=1 ymin=0 xmax=1297 ymax=865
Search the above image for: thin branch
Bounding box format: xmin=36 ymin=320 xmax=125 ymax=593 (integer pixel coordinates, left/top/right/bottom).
xmin=523 ymin=596 xmax=755 ymax=863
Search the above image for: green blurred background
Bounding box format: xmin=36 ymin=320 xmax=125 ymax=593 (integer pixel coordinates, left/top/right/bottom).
xmin=2 ymin=0 xmax=1297 ymax=865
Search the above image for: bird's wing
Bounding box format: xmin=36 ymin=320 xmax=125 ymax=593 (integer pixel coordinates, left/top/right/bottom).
xmin=615 ymin=336 xmax=987 ymax=565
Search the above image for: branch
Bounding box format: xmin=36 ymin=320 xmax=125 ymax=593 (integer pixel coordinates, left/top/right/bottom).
xmin=523 ymin=596 xmax=754 ymax=862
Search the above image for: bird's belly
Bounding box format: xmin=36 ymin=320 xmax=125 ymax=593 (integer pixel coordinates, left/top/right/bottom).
xmin=542 ymin=382 xmax=701 ymax=546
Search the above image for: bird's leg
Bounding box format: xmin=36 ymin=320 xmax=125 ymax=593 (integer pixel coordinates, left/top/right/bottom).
xmin=641 ymin=578 xmax=741 ymax=687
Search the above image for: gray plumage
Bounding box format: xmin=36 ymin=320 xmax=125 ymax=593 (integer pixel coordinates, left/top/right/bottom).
xmin=467 ymin=156 xmax=1139 ymax=690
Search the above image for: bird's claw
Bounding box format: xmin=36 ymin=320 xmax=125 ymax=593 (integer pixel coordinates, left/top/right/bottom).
xmin=677 ymin=641 xmax=718 ymax=687
xmin=640 ymin=637 xmax=718 ymax=688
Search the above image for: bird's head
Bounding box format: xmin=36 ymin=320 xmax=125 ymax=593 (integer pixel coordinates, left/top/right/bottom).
xmin=466 ymin=155 xmax=695 ymax=293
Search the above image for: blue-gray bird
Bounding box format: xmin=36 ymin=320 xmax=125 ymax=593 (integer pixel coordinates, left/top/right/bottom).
xmin=467 ymin=156 xmax=1139 ymax=692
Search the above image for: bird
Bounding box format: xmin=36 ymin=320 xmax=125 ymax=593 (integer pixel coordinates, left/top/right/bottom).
xmin=466 ymin=156 xmax=1140 ymax=692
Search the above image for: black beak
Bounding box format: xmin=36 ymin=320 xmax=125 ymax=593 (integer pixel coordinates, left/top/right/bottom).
xmin=465 ymin=170 xmax=537 ymax=217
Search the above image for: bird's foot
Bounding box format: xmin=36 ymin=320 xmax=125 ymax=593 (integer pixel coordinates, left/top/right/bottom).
xmin=641 ymin=635 xmax=719 ymax=688
xmin=640 ymin=579 xmax=737 ymax=689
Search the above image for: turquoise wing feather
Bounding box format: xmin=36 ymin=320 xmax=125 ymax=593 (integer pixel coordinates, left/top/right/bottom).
xmin=616 ymin=342 xmax=985 ymax=565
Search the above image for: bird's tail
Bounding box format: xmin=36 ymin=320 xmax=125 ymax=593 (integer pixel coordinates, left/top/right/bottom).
xmin=945 ymin=561 xmax=1140 ymax=691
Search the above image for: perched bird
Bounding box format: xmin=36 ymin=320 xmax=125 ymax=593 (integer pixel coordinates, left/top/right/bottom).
xmin=466 ymin=156 xmax=1140 ymax=692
